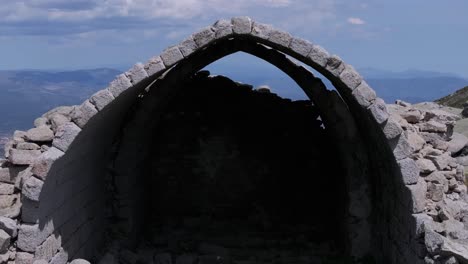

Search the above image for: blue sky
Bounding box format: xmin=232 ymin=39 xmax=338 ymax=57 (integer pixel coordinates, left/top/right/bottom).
xmin=0 ymin=0 xmax=467 ymax=78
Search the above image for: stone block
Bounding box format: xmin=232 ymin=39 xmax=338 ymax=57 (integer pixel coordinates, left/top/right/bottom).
xmin=192 ymin=27 xmax=216 ymax=47
xmin=325 ymin=55 xmax=345 ymax=77
xmin=52 ymin=122 xmax=81 ymax=152
xmin=49 ymin=248 xmax=68 ymax=264
xmin=178 ymin=37 xmax=198 ymax=57
xmin=17 ymin=222 xmax=54 ymax=252
xmin=289 ymin=37 xmax=313 ymax=57
xmin=0 ymin=229 xmax=10 ymax=254
xmin=9 ymin=149 xmax=41 ymax=165
xmin=90 ymin=89 xmax=115 ymax=111
xmin=307 ymin=44 xmax=329 ymax=67
xmin=368 ymin=98 xmax=389 ymax=124
xmin=49 ymin=114 xmax=70 ymax=132
xmin=406 ymin=178 xmax=427 ymax=213
xmin=34 ymin=117 xmax=48 ymax=127
xmin=0 ymin=217 xmax=17 ymax=238
xmin=160 ymin=46 xmax=184 ymax=67
xmin=16 ymin=251 xmax=34 ymax=264
xmin=382 ymin=116 xmax=403 ymax=140
xmin=213 ymin=19 xmax=232 ymax=39
xmin=0 ymin=183 xmax=14 ymax=195
xmin=71 ymin=100 xmax=98 ymax=128
xmin=32 ymin=147 xmax=64 ymax=180
xmin=268 ymin=28 xmax=292 ymax=47
xmin=0 ymin=194 xmax=21 ymax=218
xmin=25 ymin=126 xmax=54 ymax=142
xmin=125 ymin=63 xmax=148 ymax=84
xmin=251 ymin=22 xmax=273 ymax=39
xmin=34 ymin=234 xmax=62 ymax=262
xmin=108 ymin=74 xmax=132 ymax=97
xmin=231 ymin=16 xmax=252 ymax=34
xmin=22 ymin=176 xmax=44 ymax=202
xmin=340 ymin=64 xmax=363 ymax=90
xmin=398 ymin=158 xmax=420 ymax=185
xmin=352 ymin=81 xmax=376 ymax=107
xmin=144 ymin=56 xmax=166 ymax=76
xmin=17 ymin=142 xmax=40 ymax=150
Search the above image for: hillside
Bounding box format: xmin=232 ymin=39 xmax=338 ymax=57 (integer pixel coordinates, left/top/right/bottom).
xmin=435 ymin=86 xmax=468 ymax=108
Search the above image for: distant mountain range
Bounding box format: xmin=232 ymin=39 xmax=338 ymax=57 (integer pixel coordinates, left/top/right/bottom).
xmin=1 ymin=66 xmax=467 ymax=155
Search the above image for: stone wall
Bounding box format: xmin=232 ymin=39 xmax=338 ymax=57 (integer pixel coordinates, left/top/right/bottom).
xmin=0 ymin=16 xmax=465 ymax=264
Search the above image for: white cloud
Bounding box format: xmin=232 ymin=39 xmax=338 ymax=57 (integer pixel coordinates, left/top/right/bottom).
xmin=347 ymin=17 xmax=365 ymax=25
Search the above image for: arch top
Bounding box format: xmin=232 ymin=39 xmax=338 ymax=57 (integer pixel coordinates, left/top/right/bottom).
xmin=74 ymin=16 xmax=387 ymax=133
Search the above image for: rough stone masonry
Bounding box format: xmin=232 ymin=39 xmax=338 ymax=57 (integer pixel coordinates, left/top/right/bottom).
xmin=0 ymin=17 xmax=467 ymax=264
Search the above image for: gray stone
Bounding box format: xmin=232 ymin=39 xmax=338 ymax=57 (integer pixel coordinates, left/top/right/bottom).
xmin=31 ymin=147 xmax=64 ymax=180
xmin=307 ymin=44 xmax=329 ymax=67
xmin=416 ymin=158 xmax=437 ymax=174
xmin=428 ymin=153 xmax=453 ymax=170
xmin=398 ymin=158 xmax=420 ymax=185
xmin=0 ymin=165 xmax=25 ymax=184
xmin=231 ymin=16 xmax=252 ymax=34
xmin=192 ymin=27 xmax=215 ymax=47
xmin=325 ymin=55 xmax=345 ymax=77
xmin=407 ymin=177 xmax=427 ymax=213
xmin=34 ymin=234 xmax=62 ymax=262
xmin=9 ymin=149 xmax=41 ymax=165
xmin=382 ymin=117 xmax=403 ymax=140
xmin=50 ymin=249 xmax=68 ymax=264
xmin=0 ymin=183 xmax=14 ymax=195
xmin=368 ymin=98 xmax=389 ymax=124
xmin=339 ymin=64 xmax=362 ymax=90
xmin=213 ymin=19 xmax=232 ymax=39
xmin=17 ymin=222 xmax=54 ymax=252
xmin=16 ymin=251 xmax=34 ymax=264
xmin=390 ymin=133 xmax=414 ymax=160
xmin=425 ymin=229 xmax=445 ymax=255
xmin=0 ymin=216 xmax=17 ymax=238
xmin=401 ymin=109 xmax=423 ymax=124
xmin=352 ymin=81 xmax=376 ymax=107
xmin=160 ymin=46 xmax=184 ymax=67
xmin=251 ymin=22 xmax=273 ymax=39
xmin=268 ymin=28 xmax=292 ymax=47
xmin=34 ymin=117 xmax=48 ymax=127
xmin=52 ymin=122 xmax=81 ymax=152
xmin=0 ymin=194 xmax=21 ymax=218
xmin=144 ymin=56 xmax=166 ymax=77
xmin=16 ymin=142 xmax=40 ymax=150
xmin=448 ymin=133 xmax=468 ymax=154
xmin=71 ymin=100 xmax=98 ymax=128
xmin=49 ymin=114 xmax=69 ymax=132
xmin=25 ymin=126 xmax=54 ymax=142
xmin=13 ymin=130 xmax=27 ymax=142
xmin=428 ymin=183 xmax=445 ymax=202
xmin=33 ymin=261 xmax=48 ymax=264
xmin=22 ymin=176 xmax=43 ymax=202
xmin=125 ymin=63 xmax=148 ymax=84
xmin=0 ymin=229 xmax=10 ymax=254
xmin=419 ymin=120 xmax=447 ymax=133
xmin=108 ymin=74 xmax=132 ymax=97
xmin=178 ymin=37 xmax=198 ymax=57
xmin=407 ymin=130 xmax=426 ymax=152
xmin=289 ymin=37 xmax=313 ymax=57
xmin=90 ymin=89 xmax=115 ymax=111
xmin=42 ymin=106 xmax=74 ymax=120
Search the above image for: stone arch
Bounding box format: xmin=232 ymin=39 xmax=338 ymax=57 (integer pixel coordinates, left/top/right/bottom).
xmin=1 ymin=17 xmax=440 ymax=264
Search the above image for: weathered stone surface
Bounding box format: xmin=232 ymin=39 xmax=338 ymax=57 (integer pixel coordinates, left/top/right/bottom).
xmin=0 ymin=194 xmax=21 ymax=218
xmin=401 ymin=110 xmax=423 ymax=123
xmin=382 ymin=116 xmax=404 ymax=140
xmin=16 ymin=142 xmax=40 ymax=150
xmin=0 ymin=166 xmax=25 ymax=184
xmin=398 ymin=158 xmax=420 ymax=185
xmin=448 ymin=132 xmax=468 ymax=154
xmin=325 ymin=55 xmax=345 ymax=77
xmin=49 ymin=113 xmax=69 ymax=132
xmin=34 ymin=234 xmax=62 ymax=262
xmin=0 ymin=183 xmax=14 ymax=195
xmin=231 ymin=16 xmax=252 ymax=34
xmin=416 ymin=158 xmax=437 ymax=174
xmin=34 ymin=117 xmax=48 ymax=127
xmin=427 ymin=153 xmax=454 ymax=170
xmin=306 ymin=44 xmax=329 ymax=67
xmin=178 ymin=37 xmax=198 ymax=57
xmin=9 ymin=149 xmax=41 ymax=165
xmin=125 ymin=63 xmax=148 ymax=84
xmin=339 ymin=64 xmax=362 ymax=90
xmin=49 ymin=249 xmax=68 ymax=264
xmin=71 ymin=100 xmax=98 ymax=128
xmin=42 ymin=106 xmax=74 ymax=120
xmin=0 ymin=229 xmax=10 ymax=254
xmin=22 ymin=176 xmax=43 ymax=202
xmin=108 ymin=74 xmax=132 ymax=97
xmin=419 ymin=120 xmax=447 ymax=133
xmin=427 ymin=182 xmax=445 ymax=202
xmin=16 ymin=251 xmax=34 ymax=264
xmin=161 ymin=46 xmax=185 ymax=67
xmin=0 ymin=217 xmax=17 ymax=238
xmin=17 ymin=222 xmax=54 ymax=252
xmin=251 ymin=22 xmax=273 ymax=39
xmin=33 ymin=261 xmax=48 ymax=264
xmin=144 ymin=56 xmax=166 ymax=77
xmin=31 ymin=147 xmax=64 ymax=180
xmin=213 ymin=19 xmax=232 ymax=39
xmin=25 ymin=126 xmax=54 ymax=142
xmin=90 ymin=89 xmax=115 ymax=111
xmin=407 ymin=130 xmax=426 ymax=152
xmin=52 ymin=122 xmax=81 ymax=152
xmin=352 ymin=81 xmax=376 ymax=107
xmin=192 ymin=27 xmax=215 ymax=47
xmin=390 ymin=133 xmax=414 ymax=160
xmin=268 ymin=29 xmax=292 ymax=47
xmin=407 ymin=178 xmax=427 ymax=213
xmin=368 ymin=98 xmax=389 ymax=124
xmin=289 ymin=37 xmax=313 ymax=57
